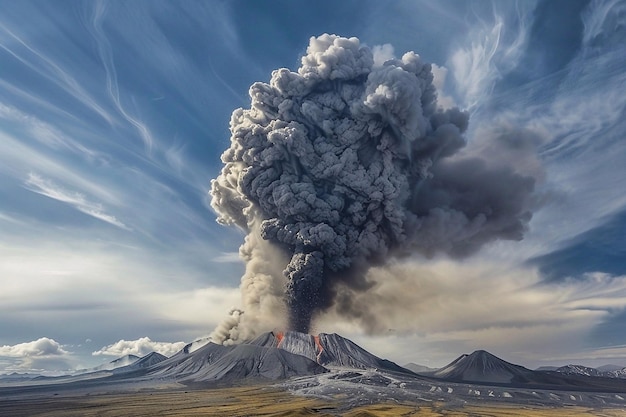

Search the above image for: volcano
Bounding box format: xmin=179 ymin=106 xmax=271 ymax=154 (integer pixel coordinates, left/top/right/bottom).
xmin=138 ymin=331 xmax=411 ymax=383
xmin=432 ymin=350 xmax=535 ymax=384
xmin=252 ymin=331 xmax=412 ymax=374
xmin=143 ymin=335 xmax=327 ymax=383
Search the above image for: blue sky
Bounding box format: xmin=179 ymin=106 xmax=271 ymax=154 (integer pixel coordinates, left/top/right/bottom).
xmin=1 ymin=0 xmax=625 ymax=373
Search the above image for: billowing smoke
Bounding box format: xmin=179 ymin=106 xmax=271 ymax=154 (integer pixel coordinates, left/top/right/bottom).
xmin=210 ymin=34 xmax=538 ymax=341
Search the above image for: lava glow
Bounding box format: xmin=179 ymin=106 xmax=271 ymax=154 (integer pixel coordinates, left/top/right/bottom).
xmin=313 ymin=335 xmax=324 ymax=364
xmin=275 ymin=331 xmax=284 ymax=348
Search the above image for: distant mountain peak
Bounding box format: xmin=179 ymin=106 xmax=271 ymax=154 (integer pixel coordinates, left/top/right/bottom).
xmin=434 ymin=350 xmax=534 ymax=384
xmin=111 ymin=354 xmax=140 ymax=364
xmin=403 ymin=362 xmax=437 ymax=374
xmin=556 ymin=364 xmax=603 ymax=377
xmin=77 ymin=353 xmax=141 ymax=373
xmin=554 ymin=364 xmax=626 ymax=378
xmin=110 ymin=351 xmax=167 ymax=374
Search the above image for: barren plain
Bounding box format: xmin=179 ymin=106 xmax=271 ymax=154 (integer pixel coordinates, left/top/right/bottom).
xmin=3 ymin=384 xmax=626 ymax=417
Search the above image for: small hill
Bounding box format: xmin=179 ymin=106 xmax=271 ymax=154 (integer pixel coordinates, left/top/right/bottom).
xmin=598 ymin=364 xmax=624 ymax=372
xmin=403 ymin=363 xmax=437 ymax=374
xmin=535 ymin=366 xmax=558 ymax=371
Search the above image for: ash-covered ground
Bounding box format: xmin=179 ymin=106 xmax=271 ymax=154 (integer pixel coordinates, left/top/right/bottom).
xmin=279 ymin=366 xmax=626 ymax=411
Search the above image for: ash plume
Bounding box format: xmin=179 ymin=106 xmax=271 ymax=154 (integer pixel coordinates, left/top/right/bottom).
xmin=210 ymin=34 xmax=538 ymax=341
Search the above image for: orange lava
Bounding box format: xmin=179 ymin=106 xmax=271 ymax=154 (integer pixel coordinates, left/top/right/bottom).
xmin=275 ymin=331 xmax=284 ymax=348
xmin=313 ymin=335 xmax=324 ymax=363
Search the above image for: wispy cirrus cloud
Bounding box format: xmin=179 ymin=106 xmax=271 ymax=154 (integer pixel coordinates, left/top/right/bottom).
xmin=23 ymin=172 xmax=130 ymax=230
xmin=88 ymin=0 xmax=155 ymax=153
xmin=0 ymin=22 xmax=115 ymax=125
xmin=0 ymin=102 xmax=100 ymax=160
xmin=448 ymin=2 xmax=532 ymax=112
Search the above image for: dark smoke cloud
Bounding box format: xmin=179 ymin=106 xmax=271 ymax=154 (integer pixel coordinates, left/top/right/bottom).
xmin=210 ymin=34 xmax=538 ymax=341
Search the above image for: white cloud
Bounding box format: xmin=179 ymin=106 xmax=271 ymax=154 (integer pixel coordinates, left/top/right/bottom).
xmin=0 ymin=338 xmax=73 ymax=373
xmin=0 ymin=337 xmax=68 ymax=357
xmin=93 ymin=337 xmax=185 ymax=357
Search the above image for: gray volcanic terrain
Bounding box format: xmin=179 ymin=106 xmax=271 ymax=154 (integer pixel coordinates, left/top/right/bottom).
xmin=554 ymin=364 xmax=626 ymax=379
xmin=2 ymin=331 xmax=626 ymax=411
xmin=147 ymin=342 xmax=232 ymax=379
xmin=111 ymin=352 xmax=167 ymax=374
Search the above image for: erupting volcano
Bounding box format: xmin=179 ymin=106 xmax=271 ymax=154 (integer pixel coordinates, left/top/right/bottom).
xmin=252 ymin=331 xmax=409 ymax=373
xmin=210 ymin=34 xmax=537 ymax=341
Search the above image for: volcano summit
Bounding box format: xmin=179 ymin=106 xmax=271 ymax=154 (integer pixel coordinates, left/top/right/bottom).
xmin=252 ymin=331 xmax=411 ymax=374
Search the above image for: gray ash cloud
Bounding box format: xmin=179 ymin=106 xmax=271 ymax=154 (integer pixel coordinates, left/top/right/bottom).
xmin=210 ymin=34 xmax=538 ymax=339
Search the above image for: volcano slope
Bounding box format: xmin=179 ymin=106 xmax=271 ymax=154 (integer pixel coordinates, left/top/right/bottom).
xmin=251 ymin=331 xmax=412 ymax=374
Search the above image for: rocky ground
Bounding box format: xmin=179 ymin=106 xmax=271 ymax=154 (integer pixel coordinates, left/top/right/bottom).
xmin=2 ymin=371 xmax=626 ymax=416
xmin=2 ymin=383 xmax=626 ymax=417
